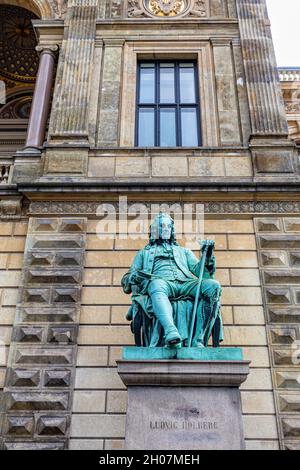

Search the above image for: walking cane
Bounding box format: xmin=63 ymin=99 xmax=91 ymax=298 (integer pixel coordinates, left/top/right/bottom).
xmin=187 ymin=240 xmax=210 ymax=348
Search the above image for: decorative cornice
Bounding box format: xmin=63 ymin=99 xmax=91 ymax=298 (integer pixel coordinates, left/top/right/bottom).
xmin=29 ymin=200 xmax=300 ymax=215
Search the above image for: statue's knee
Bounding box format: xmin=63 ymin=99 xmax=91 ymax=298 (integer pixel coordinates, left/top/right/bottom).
xmin=203 ymin=279 xmax=221 ymax=298
xmin=149 ymin=279 xmax=168 ymax=295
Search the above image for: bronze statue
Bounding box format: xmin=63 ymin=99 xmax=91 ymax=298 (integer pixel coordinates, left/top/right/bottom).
xmin=122 ymin=213 xmax=223 ymax=348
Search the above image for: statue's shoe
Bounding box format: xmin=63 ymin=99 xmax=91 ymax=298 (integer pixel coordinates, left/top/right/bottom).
xmin=165 ymin=328 xmax=182 ymax=347
xmin=192 ymin=341 xmax=205 ymax=348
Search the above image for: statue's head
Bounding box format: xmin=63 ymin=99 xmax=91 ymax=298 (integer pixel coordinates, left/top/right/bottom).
xmin=149 ymin=212 xmax=176 ymax=244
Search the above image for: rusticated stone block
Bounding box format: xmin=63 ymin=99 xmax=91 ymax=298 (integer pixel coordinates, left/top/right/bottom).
xmin=55 ymin=252 xmax=83 ymax=267
xmin=275 ymin=371 xmax=300 ymax=390
xmin=59 ymin=218 xmax=86 ymax=233
xmin=269 ymin=327 xmax=298 ymax=345
xmin=14 ymin=347 xmax=73 ymax=365
xmin=47 ymin=327 xmax=77 ymax=344
xmin=36 ymin=416 xmax=68 ymax=436
xmin=13 ymin=326 xmax=44 ymax=343
xmin=19 ymin=307 xmax=79 ymax=323
xmin=281 ymin=418 xmax=300 ymax=438
xmin=272 ymin=349 xmax=299 ymax=366
xmin=255 ymin=218 xmax=282 ymax=232
xmin=6 ymin=369 xmax=40 ymax=387
xmin=265 ymin=288 xmax=291 ymax=304
xmin=259 ymin=235 xmax=300 ymax=250
xmin=53 ymin=288 xmax=80 ymax=303
xmin=290 ymin=253 xmax=300 ymax=268
xmin=5 ymin=392 xmax=69 ymax=411
xmin=284 ymin=219 xmax=300 ymax=232
xmin=26 ymin=269 xmax=81 ymax=285
xmin=27 ymin=252 xmax=54 ymax=267
xmin=30 ymin=235 xmax=84 ymax=250
xmin=268 ymin=307 xmax=300 ymax=324
xmin=6 ymin=416 xmax=34 ymax=436
xmin=296 ymin=291 xmax=300 ymax=304
xmin=44 ymin=370 xmax=71 ymax=388
xmin=30 ymin=218 xmax=58 ymax=233
xmin=264 ymin=271 xmax=300 ymax=285
xmin=277 ymin=393 xmax=300 ymax=413
xmin=261 ymin=252 xmax=287 ymax=267
xmin=4 ymin=441 xmax=65 ymax=450
xmin=22 ymin=288 xmax=50 ymax=304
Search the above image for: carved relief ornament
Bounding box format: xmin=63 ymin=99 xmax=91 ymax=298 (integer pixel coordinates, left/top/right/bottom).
xmin=128 ymin=0 xmax=207 ymax=18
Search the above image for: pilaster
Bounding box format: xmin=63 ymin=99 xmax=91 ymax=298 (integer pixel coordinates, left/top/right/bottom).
xmin=211 ymin=38 xmax=241 ymax=146
xmin=48 ymin=0 xmax=98 ymax=143
xmin=255 ymin=217 xmax=300 ymax=450
xmin=96 ymin=39 xmax=124 ymax=147
xmin=236 ymin=0 xmax=298 ymax=177
xmin=1 ymin=217 xmax=87 ymax=450
xmin=236 ymin=0 xmax=287 ymax=136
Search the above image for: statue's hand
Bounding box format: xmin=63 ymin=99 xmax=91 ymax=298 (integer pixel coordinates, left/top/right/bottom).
xmin=129 ymin=272 xmax=144 ymax=285
xmin=201 ymin=239 xmax=215 ymax=257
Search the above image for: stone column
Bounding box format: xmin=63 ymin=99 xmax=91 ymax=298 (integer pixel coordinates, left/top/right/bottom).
xmin=236 ymin=0 xmax=287 ymax=135
xmin=48 ymin=0 xmax=98 ymax=142
xmin=236 ymin=0 xmax=297 ymax=176
xmin=24 ymin=46 xmax=58 ymax=151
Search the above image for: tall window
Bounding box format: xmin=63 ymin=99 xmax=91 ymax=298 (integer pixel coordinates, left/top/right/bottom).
xmin=136 ymin=61 xmax=201 ymax=147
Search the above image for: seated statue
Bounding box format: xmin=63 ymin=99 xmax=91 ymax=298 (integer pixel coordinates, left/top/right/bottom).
xmin=121 ymin=213 xmax=223 ymax=348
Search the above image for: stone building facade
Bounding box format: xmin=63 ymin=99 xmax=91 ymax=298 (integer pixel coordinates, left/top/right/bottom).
xmin=0 ymin=0 xmax=300 ymax=451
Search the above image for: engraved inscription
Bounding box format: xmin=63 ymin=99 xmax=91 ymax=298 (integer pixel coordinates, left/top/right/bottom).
xmin=149 ymin=420 xmax=218 ymax=430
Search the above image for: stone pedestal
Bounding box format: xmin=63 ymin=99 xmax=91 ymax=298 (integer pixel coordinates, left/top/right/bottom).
xmin=117 ymin=351 xmax=250 ymax=450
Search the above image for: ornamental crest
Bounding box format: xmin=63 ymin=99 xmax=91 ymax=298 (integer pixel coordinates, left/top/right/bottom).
xmin=145 ymin=0 xmax=188 ymax=16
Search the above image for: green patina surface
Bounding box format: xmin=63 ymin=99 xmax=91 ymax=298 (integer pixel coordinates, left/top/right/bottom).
xmin=122 ymin=214 xmax=223 ymax=349
xmin=122 ymin=346 xmax=244 ymax=361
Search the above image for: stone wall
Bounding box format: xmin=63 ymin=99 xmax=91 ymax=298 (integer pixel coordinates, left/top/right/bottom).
xmin=69 ymin=215 xmax=278 ymax=450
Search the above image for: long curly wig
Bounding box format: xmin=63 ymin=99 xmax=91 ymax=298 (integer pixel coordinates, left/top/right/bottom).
xmin=148 ymin=212 xmax=177 ymax=245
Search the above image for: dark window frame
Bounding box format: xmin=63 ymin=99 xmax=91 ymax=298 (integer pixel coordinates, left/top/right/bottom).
xmin=135 ymin=60 xmax=202 ymax=147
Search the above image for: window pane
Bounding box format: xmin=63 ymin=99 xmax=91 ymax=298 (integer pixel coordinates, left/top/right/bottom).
xmin=160 ymin=63 xmax=175 ymax=103
xmin=138 ymin=108 xmax=155 ymax=146
xmin=181 ymin=108 xmax=198 ymax=146
xmin=179 ymin=64 xmax=196 ymax=103
xmin=139 ymin=64 xmax=155 ymax=103
xmin=160 ymin=108 xmax=176 ymax=147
